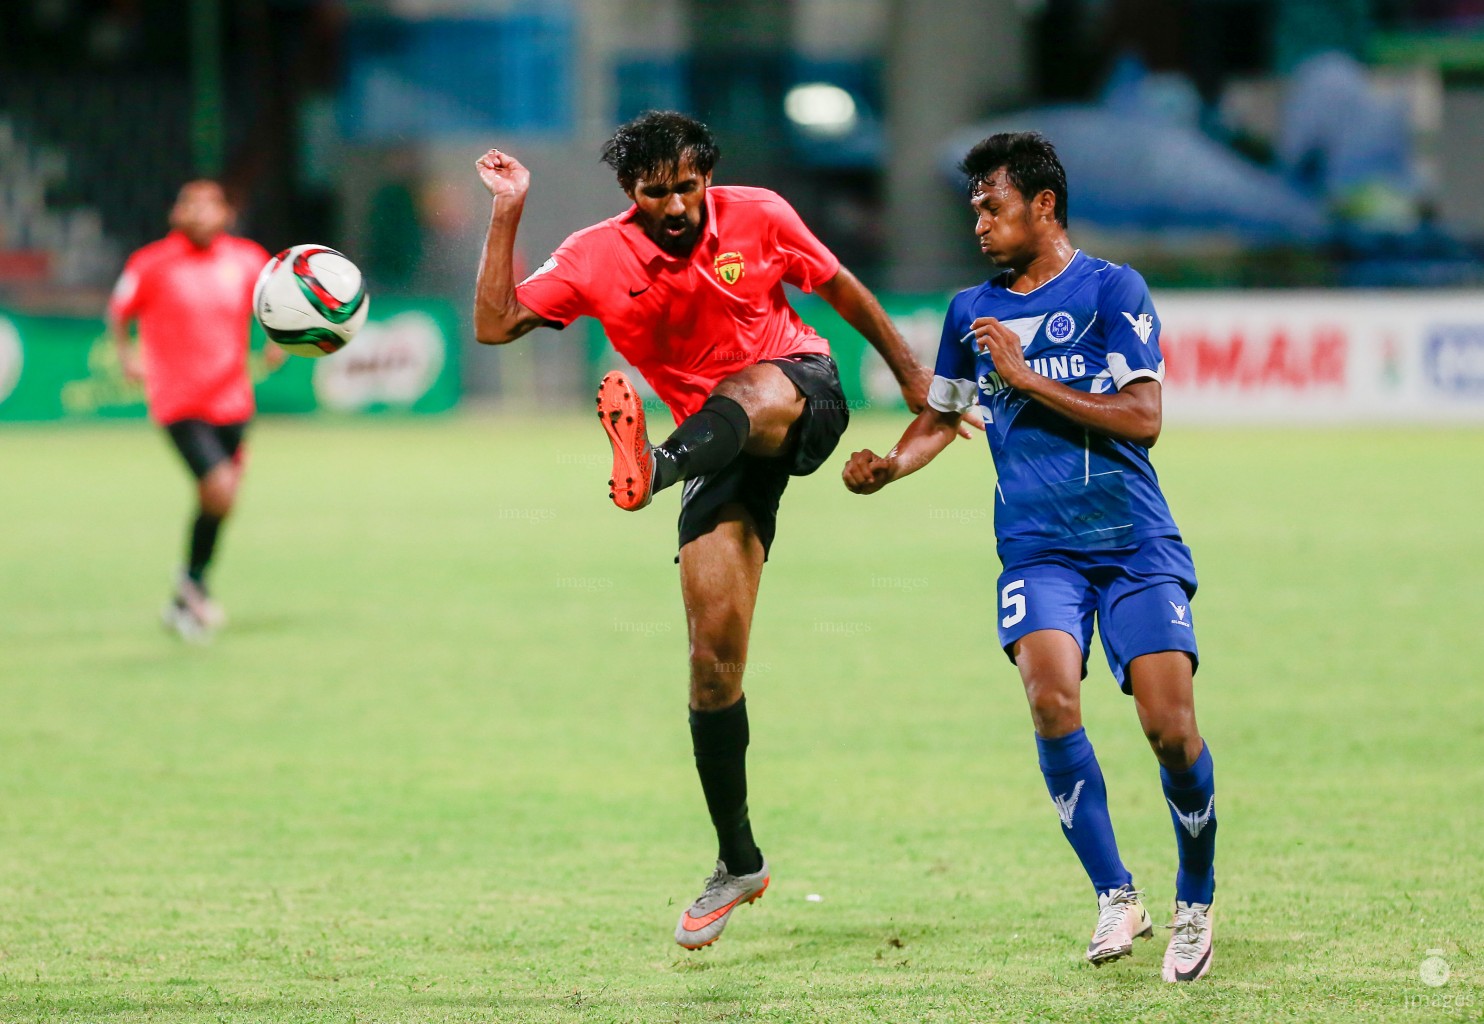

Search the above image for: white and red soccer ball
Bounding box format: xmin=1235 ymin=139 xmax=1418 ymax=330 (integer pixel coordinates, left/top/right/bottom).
xmin=253 ymin=244 xmax=370 ymax=358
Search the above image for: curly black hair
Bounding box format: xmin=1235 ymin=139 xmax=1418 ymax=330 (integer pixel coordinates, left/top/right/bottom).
xmin=958 ymin=132 xmax=1068 ymax=228
xmin=600 ymin=111 xmax=719 ymax=193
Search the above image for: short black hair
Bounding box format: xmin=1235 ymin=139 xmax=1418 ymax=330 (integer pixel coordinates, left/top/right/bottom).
xmin=601 ymin=111 xmax=719 ymax=193
xmin=958 ymin=132 xmax=1068 ymax=228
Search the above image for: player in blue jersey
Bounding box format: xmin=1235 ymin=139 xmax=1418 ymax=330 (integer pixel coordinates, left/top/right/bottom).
xmin=842 ymin=133 xmax=1217 ymax=982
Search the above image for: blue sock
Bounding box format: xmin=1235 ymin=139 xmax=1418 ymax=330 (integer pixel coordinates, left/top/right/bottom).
xmin=1036 ymin=728 xmax=1132 ymax=895
xmin=1161 ymin=741 xmax=1217 ymax=905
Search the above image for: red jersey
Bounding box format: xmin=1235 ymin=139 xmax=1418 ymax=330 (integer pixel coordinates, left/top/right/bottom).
xmin=516 ymin=185 xmax=840 ymax=422
xmin=108 ymin=230 xmax=270 ymax=425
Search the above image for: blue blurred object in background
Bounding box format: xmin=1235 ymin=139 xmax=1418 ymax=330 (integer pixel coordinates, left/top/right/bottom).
xmin=339 ymin=12 xmax=576 ymax=142
xmin=942 ymin=104 xmax=1328 ymax=243
xmin=1279 ymin=50 xmax=1421 ymax=231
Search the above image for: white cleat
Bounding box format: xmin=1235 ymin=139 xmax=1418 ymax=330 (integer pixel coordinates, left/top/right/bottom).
xmin=160 ymin=599 xmax=211 ymax=644
xmin=1162 ymin=900 xmax=1214 ymax=982
xmin=1086 ymin=885 xmax=1153 ymax=965
xmin=174 ymin=571 xmax=226 ymax=631
xmin=674 ymin=859 xmax=769 ymax=950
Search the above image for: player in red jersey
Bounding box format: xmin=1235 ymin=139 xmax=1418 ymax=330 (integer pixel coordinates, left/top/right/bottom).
xmin=474 ymin=111 xmax=971 ymax=948
xmin=107 ymin=180 xmax=279 ymax=640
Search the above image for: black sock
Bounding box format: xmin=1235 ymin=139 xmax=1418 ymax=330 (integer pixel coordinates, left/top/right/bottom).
xmin=188 ymin=511 xmax=223 ymax=585
xmin=652 ymin=395 xmax=750 ymax=493
xmin=690 ymin=697 xmax=763 ymax=875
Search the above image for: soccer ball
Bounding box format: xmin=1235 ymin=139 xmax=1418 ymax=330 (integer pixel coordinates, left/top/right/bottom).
xmin=253 ymin=244 xmax=370 ymax=357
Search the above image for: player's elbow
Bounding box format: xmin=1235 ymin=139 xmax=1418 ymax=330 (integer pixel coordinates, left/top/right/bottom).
xmin=473 ymin=311 xmax=518 ymax=345
xmin=1135 ymin=412 xmax=1162 ymax=448
xmin=1121 ymin=383 xmax=1162 ymax=447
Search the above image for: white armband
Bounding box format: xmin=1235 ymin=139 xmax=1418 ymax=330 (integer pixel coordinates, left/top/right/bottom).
xmin=927 ymin=375 xmax=977 ymax=413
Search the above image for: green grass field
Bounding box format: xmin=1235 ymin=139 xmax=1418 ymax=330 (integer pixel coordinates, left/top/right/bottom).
xmin=2 ymin=414 xmax=1481 ymax=1023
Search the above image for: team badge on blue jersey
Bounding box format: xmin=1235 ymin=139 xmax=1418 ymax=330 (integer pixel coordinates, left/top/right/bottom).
xmin=1046 ymin=310 xmax=1076 ymax=343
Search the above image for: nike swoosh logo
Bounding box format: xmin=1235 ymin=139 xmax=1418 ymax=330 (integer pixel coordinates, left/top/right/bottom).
xmin=628 ymin=286 xmax=651 ymax=298
xmin=1172 ymin=941 xmax=1213 ymax=981
xmin=679 ymin=895 xmax=746 ymax=931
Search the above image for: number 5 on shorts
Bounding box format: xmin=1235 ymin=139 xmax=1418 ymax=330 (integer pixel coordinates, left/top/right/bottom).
xmin=1001 ymin=579 xmax=1026 ymax=628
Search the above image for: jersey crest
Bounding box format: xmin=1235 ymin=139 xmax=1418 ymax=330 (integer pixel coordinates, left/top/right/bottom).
xmin=713 ymin=251 xmax=745 ymax=285
xmin=1046 ymin=310 xmax=1076 ymax=342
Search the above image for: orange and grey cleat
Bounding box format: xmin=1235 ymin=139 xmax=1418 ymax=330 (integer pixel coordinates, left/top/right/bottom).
xmin=674 ymin=859 xmax=770 ymax=950
xmin=596 ymin=370 xmax=655 ymax=510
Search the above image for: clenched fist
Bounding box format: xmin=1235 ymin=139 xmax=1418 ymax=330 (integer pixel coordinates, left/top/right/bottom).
xmin=842 ymin=448 xmax=894 ymax=495
xmin=476 ymin=148 xmax=530 ymax=200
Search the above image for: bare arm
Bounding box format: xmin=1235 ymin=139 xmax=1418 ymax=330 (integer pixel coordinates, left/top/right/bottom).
xmin=973 ymin=317 xmax=1162 ymax=446
xmin=815 ymin=265 xmax=930 ymax=412
xmin=107 ymin=312 xmax=145 ymax=384
xmin=841 ymin=404 xmax=964 ymax=495
xmin=472 ymin=149 xmax=551 ymax=345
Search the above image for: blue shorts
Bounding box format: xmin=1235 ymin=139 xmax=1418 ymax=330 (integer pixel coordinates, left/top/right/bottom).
xmin=995 ymin=537 xmax=1199 ymax=694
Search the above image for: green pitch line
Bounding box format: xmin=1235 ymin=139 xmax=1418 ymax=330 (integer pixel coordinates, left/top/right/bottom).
xmin=0 ymin=415 xmax=1479 ymax=1023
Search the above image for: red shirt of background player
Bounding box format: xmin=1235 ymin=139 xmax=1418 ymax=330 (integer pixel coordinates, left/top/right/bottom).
xmin=515 ymin=186 xmax=839 ymax=424
xmin=108 ymin=230 xmax=270 ymax=425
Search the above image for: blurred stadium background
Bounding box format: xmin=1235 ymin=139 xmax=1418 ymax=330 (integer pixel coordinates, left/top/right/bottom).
xmin=3 ymin=0 xmax=1484 ymax=419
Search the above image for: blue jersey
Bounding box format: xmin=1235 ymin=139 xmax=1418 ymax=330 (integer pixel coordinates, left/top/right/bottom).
xmin=928 ymin=251 xmax=1182 ymax=565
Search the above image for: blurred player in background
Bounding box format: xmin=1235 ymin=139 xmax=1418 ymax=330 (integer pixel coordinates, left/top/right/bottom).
xmin=107 ymin=180 xmax=279 ymax=641
xmin=473 ymin=111 xmax=967 ymax=949
xmin=842 ymin=133 xmax=1218 ymax=982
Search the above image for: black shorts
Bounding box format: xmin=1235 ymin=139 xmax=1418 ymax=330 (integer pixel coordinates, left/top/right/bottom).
xmin=676 ymin=353 xmax=849 ymax=560
xmin=165 ymin=419 xmax=248 ymax=480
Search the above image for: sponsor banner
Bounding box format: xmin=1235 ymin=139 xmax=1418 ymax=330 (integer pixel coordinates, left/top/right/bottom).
xmin=1155 ymin=291 xmax=1484 ymax=423
xmin=0 ymin=298 xmax=459 ymax=422
xmin=788 ymin=290 xmax=1484 ymax=423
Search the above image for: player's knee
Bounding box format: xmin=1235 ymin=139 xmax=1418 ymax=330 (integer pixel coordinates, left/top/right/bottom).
xmin=1143 ymin=716 xmax=1201 ymax=770
xmin=1025 ymin=683 xmax=1080 ymax=737
xmin=689 ymin=641 xmax=746 ymax=709
xmin=716 ymin=365 xmax=798 ymax=421
xmin=199 ymin=469 xmax=239 ymax=517
xmin=689 ymin=671 xmax=742 ymax=710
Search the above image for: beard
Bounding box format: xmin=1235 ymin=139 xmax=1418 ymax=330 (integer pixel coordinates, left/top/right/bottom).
xmin=646 ymin=215 xmax=700 ymax=257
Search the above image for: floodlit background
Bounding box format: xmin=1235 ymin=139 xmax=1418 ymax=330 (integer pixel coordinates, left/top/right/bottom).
xmin=2 ymin=3 xmax=1482 ymax=1023
xmin=3 ymin=0 xmax=1484 ymax=416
